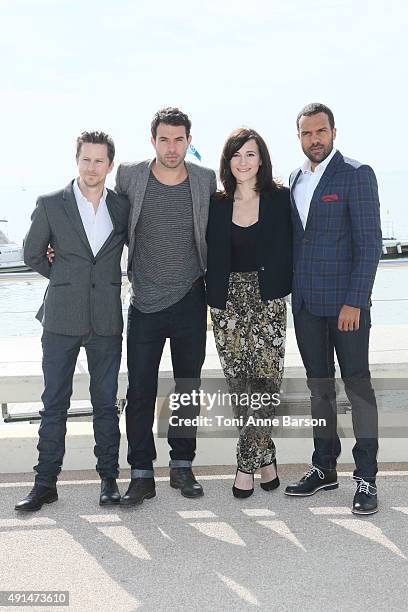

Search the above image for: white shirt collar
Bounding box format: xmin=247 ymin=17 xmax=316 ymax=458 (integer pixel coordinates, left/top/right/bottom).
xmin=73 ymin=178 xmax=108 ymax=206
xmin=301 ymin=148 xmax=337 ymax=175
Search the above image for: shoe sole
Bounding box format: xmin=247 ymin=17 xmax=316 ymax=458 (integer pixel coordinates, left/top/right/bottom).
xmin=119 ymin=491 xmax=156 ymax=507
xmin=99 ymin=499 xmax=121 ymax=507
xmin=260 ymin=479 xmax=280 ymax=492
xmin=15 ymin=495 xmax=58 ymax=512
xmin=170 ymin=482 xmax=204 ymax=498
xmin=284 ymin=482 xmax=339 ymax=496
xmin=232 ymin=489 xmax=254 ymax=499
xmin=351 ymin=507 xmax=379 ymax=515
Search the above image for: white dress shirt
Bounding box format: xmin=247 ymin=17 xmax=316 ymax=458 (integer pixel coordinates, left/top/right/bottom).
xmin=73 ymin=179 xmax=113 ymax=256
xmin=293 ymin=148 xmax=337 ymax=229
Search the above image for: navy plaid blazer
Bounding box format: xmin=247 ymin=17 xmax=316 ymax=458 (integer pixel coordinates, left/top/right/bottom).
xmin=289 ymin=150 xmax=382 ymax=316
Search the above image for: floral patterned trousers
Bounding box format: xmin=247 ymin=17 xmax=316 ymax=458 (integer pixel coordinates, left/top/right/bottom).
xmin=210 ymin=272 xmax=286 ymax=473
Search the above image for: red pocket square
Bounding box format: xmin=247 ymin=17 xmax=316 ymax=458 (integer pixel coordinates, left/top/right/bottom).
xmin=322 ymin=194 xmax=339 ymax=202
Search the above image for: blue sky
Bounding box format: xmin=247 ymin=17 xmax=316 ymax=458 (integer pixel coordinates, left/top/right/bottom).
xmin=1 ymin=0 xmax=407 ymax=241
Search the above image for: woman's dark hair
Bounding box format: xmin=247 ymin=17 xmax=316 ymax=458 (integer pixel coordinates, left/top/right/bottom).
xmin=219 ymin=128 xmax=278 ymax=198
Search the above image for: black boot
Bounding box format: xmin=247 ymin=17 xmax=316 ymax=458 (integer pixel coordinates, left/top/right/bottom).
xmin=99 ymin=478 xmax=121 ymax=506
xmin=352 ymin=478 xmax=378 ymax=515
xmin=15 ymin=484 xmax=58 ymax=512
xmin=120 ymin=478 xmax=156 ymax=507
xmin=284 ymin=465 xmax=338 ymax=496
xmin=170 ymin=467 xmax=204 ymax=498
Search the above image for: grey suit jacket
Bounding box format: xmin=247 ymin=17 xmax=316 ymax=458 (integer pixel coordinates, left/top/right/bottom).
xmin=115 ymin=159 xmax=217 ymax=275
xmin=23 ymin=181 xmax=130 ymax=336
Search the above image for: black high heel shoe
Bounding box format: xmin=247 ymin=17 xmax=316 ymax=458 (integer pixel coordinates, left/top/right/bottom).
xmin=232 ymin=469 xmax=254 ymax=498
xmin=260 ymin=459 xmax=280 ymax=491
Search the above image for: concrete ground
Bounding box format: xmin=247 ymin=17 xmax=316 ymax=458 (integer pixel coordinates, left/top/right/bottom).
xmin=1 ymin=464 xmax=408 ymax=612
xmin=1 ymin=319 xmax=407 ymax=610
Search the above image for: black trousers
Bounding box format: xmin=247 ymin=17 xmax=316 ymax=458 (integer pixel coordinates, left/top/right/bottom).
xmin=294 ymin=305 xmax=378 ymax=481
xmin=35 ymin=330 xmax=122 ymax=487
xmin=126 ymin=282 xmax=207 ymax=471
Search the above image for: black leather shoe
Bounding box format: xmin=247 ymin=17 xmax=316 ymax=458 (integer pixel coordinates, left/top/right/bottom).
xmin=232 ymin=469 xmax=254 ymax=499
xmin=15 ymin=484 xmax=58 ymax=511
xmin=170 ymin=467 xmax=204 ymax=498
xmin=352 ymin=478 xmax=378 ymax=515
xmin=99 ymin=478 xmax=121 ymax=506
xmin=260 ymin=459 xmax=280 ymax=491
xmin=284 ymin=465 xmax=338 ymax=496
xmin=120 ymin=478 xmax=156 ymax=506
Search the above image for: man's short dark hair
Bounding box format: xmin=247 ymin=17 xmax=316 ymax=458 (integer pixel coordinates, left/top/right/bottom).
xmin=76 ymin=131 xmax=115 ymax=164
xmin=296 ymin=103 xmax=335 ymax=131
xmin=151 ymin=107 xmax=191 ymax=140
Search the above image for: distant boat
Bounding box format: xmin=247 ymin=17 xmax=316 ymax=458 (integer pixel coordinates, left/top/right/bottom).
xmin=380 ymin=216 xmax=408 ymax=258
xmin=381 ymin=238 xmax=408 ymax=260
xmin=0 ymin=220 xmax=30 ymax=272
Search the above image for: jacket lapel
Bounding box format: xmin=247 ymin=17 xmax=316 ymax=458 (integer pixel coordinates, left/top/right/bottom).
xmin=129 ymin=162 xmax=151 ymax=237
xmin=95 ymin=190 xmax=116 ymax=259
xmin=224 ymin=197 xmax=233 ymax=271
xmin=256 ymin=194 xmax=267 ymax=263
xmin=105 ymin=190 xmax=117 ymax=231
xmin=186 ymin=162 xmax=203 ymax=263
xmin=289 ymin=169 xmax=304 ymax=233
xmin=305 ymin=150 xmax=342 ymax=230
xmin=62 ymin=181 xmax=94 ymax=257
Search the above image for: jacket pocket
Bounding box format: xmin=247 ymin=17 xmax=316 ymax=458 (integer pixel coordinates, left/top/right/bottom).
xmin=111 ymin=282 xmax=122 ymax=287
xmin=51 ymin=282 xmax=71 ymax=287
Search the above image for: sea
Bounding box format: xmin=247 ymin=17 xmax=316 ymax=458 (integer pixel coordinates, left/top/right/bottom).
xmin=1 ymin=183 xmax=408 ymax=336
xmin=0 ymin=260 xmax=407 ymax=338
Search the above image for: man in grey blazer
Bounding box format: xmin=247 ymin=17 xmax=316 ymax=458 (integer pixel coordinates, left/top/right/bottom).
xmin=116 ymin=107 xmax=216 ymax=506
xmin=15 ymin=131 xmax=130 ymax=511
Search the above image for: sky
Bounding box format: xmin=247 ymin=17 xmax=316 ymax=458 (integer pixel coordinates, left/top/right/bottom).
xmin=1 ymin=0 xmax=407 ymax=242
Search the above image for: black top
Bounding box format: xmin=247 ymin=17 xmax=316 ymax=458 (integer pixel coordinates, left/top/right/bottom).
xmin=206 ymin=188 xmax=293 ymax=309
xmin=231 ymin=221 xmax=259 ymax=272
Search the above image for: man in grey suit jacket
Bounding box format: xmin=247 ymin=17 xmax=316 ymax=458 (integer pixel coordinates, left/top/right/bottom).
xmin=15 ymin=131 xmax=130 ymax=512
xmin=116 ymin=107 xmax=216 ymax=506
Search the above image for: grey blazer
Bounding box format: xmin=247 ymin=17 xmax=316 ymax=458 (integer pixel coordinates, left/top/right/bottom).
xmin=115 ymin=159 xmax=217 ymax=275
xmin=23 ymin=181 xmax=130 ymax=336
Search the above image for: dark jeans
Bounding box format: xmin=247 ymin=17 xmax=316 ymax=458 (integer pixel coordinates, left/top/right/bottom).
xmin=126 ymin=282 xmax=207 ymax=472
xmin=294 ymin=305 xmax=378 ymax=481
xmin=35 ymin=330 xmax=122 ymax=487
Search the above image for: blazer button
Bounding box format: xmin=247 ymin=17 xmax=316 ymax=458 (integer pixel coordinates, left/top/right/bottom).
xmin=92 ymin=283 xmax=96 ymax=288
xmin=303 ymin=238 xmax=309 ymax=244
xmin=260 ymin=266 xmax=265 ymax=271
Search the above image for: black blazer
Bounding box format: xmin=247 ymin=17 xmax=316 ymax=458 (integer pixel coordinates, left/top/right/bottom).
xmin=205 ymin=188 xmax=293 ymax=309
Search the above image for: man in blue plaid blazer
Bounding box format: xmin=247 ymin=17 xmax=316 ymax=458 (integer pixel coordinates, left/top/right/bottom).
xmin=284 ymin=103 xmax=382 ymax=515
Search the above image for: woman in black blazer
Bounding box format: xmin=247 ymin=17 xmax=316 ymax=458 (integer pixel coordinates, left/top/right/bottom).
xmin=206 ymin=127 xmax=292 ymax=498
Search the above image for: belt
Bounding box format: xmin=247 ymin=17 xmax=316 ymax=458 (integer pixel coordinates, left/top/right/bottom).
xmin=191 ymin=276 xmax=204 ymax=289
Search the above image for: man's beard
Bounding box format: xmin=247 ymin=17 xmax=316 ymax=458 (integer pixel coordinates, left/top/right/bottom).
xmin=81 ymin=176 xmax=104 ymax=189
xmin=157 ymin=153 xmax=186 ymax=169
xmin=303 ymin=139 xmax=334 ymax=164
